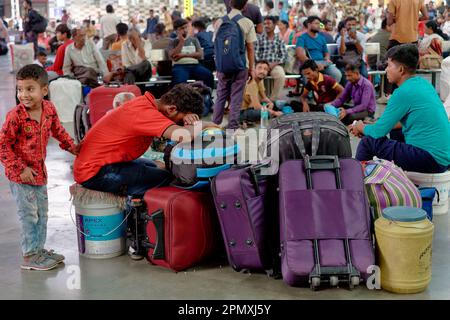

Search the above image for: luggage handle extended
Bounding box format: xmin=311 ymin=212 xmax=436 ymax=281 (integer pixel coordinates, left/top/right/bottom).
xmin=304 ymin=155 xmax=342 ymax=190
xmin=142 ymin=209 xmax=165 ymax=260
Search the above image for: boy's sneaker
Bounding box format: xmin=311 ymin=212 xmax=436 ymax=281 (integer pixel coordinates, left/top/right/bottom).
xmin=21 ymin=253 xmax=59 ymax=271
xmin=40 ymin=249 xmax=65 ymax=263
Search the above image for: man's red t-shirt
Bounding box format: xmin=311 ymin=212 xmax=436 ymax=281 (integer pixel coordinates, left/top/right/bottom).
xmin=73 ymin=92 xmax=174 ymax=184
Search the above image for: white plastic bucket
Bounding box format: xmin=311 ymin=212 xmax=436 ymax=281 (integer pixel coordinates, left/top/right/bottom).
xmin=406 ymin=171 xmax=450 ymax=215
xmin=74 ymin=202 xmax=127 ymax=259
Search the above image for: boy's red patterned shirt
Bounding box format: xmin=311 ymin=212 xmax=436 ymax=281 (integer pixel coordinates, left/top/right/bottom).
xmin=0 ymin=100 xmax=76 ymax=185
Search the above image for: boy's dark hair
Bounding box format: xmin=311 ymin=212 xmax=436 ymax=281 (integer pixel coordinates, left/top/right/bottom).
xmin=381 ymin=18 xmax=387 ymax=30
xmin=304 ymin=0 xmax=314 ymax=7
xmin=155 ymin=23 xmax=166 ymax=35
xmin=106 ymin=5 xmax=114 ymax=13
xmin=231 ymin=0 xmax=248 ymax=10
xmin=256 ymin=60 xmax=270 ymax=68
xmin=264 ymin=15 xmax=277 ymax=24
xmin=265 ymin=0 xmax=274 ymax=9
xmin=344 ymin=63 xmax=360 ymax=73
xmin=93 ymin=35 xmax=100 ymax=41
xmin=16 ymin=64 xmax=48 ymax=87
xmin=37 ymin=51 xmax=47 ymax=57
xmin=192 ymin=20 xmax=206 ymax=31
xmin=116 ymin=22 xmax=128 ymax=36
xmin=306 ymin=16 xmax=321 ymax=27
xmin=174 ymin=18 xmax=188 ymax=30
xmin=160 ymin=84 xmax=204 ymax=116
xmin=56 ymin=23 xmax=71 ymax=38
xmin=386 ymin=44 xmax=419 ymax=74
xmin=300 ymin=59 xmax=319 ymax=72
xmin=345 ymin=16 xmax=357 ymax=24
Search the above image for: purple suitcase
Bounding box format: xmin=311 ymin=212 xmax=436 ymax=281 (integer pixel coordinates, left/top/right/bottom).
xmin=279 ymin=156 xmax=375 ymax=289
xmin=211 ymin=162 xmax=280 ymax=276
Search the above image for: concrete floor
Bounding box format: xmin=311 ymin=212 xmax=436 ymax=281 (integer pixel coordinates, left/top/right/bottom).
xmin=1 ymin=54 xmax=450 ymax=300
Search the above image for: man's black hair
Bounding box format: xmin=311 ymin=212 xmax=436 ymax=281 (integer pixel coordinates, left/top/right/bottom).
xmin=16 ymin=64 xmax=48 ymax=87
xmin=300 ymin=59 xmax=319 ymax=72
xmin=192 ymin=20 xmax=206 ymax=31
xmin=174 ymin=18 xmax=188 ymax=30
xmin=55 ymin=23 xmax=71 ymax=38
xmin=106 ymin=4 xmax=114 ymax=13
xmin=386 ymin=44 xmax=419 ymax=74
xmin=306 ymin=15 xmax=321 ymax=27
xmin=322 ymin=18 xmax=331 ymax=25
xmin=256 ymin=60 xmax=270 ymax=68
xmin=264 ymin=16 xmax=277 ymax=25
xmin=381 ymin=18 xmax=387 ymax=30
xmin=37 ymin=51 xmax=47 ymax=57
xmin=265 ymin=1 xmax=274 ymax=9
xmin=24 ymin=0 xmax=32 ymax=7
xmin=160 ymin=84 xmax=204 ymax=116
xmin=231 ymin=0 xmax=248 ymax=10
xmin=304 ymin=0 xmax=314 ymax=7
xmin=280 ymin=19 xmax=289 ymax=27
xmin=344 ymin=63 xmax=360 ymax=73
xmin=116 ymin=22 xmax=128 ymax=36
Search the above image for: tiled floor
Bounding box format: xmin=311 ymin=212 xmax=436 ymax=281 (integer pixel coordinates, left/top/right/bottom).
xmin=0 ymin=54 xmax=449 ymax=299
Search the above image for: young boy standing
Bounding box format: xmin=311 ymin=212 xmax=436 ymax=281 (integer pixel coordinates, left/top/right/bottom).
xmin=0 ymin=64 xmax=79 ymax=271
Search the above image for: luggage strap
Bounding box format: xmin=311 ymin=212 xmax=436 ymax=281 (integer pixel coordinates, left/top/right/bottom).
xmin=291 ymin=120 xmax=321 ymax=157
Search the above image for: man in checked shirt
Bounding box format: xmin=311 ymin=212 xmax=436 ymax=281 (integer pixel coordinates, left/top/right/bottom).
xmin=255 ymin=15 xmax=287 ymax=101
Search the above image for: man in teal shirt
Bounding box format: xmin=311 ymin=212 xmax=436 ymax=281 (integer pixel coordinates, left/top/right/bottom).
xmin=351 ymin=44 xmax=450 ymax=173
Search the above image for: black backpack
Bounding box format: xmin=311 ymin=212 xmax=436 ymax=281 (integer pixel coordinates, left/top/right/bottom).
xmin=0 ymin=40 xmax=8 ymax=56
xmin=73 ymin=104 xmax=91 ymax=143
xmin=30 ymin=10 xmax=48 ymax=34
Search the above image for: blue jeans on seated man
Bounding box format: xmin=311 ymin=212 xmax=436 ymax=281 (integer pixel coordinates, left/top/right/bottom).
xmin=171 ymin=63 xmax=215 ymax=89
xmin=82 ymin=158 xmax=171 ymax=197
xmin=356 ymin=134 xmax=450 ymax=174
xmin=316 ymin=60 xmax=342 ymax=83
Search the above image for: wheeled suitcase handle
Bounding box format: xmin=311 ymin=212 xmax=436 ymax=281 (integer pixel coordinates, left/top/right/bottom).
xmin=144 ymin=209 xmax=165 ymax=260
xmin=304 ymin=155 xmax=342 ymax=190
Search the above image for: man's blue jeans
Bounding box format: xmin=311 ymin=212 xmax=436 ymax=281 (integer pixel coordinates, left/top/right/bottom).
xmin=82 ymin=159 xmax=171 ymax=197
xmin=171 ymin=64 xmax=215 ymax=89
xmin=10 ymin=182 xmax=48 ymax=257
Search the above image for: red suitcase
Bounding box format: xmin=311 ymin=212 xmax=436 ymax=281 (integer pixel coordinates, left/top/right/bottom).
xmin=88 ymin=84 xmax=141 ymax=125
xmin=142 ymin=186 xmax=221 ymax=272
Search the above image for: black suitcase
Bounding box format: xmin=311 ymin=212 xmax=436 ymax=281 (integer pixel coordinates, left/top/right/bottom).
xmin=261 ymin=112 xmax=352 ymax=165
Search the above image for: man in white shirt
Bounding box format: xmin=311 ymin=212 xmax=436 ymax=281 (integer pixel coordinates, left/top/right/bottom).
xmin=63 ymin=27 xmax=113 ymax=87
xmin=443 ymin=12 xmax=450 ymax=37
xmin=100 ymin=4 xmax=121 ymax=50
xmin=121 ymin=29 xmax=152 ymax=84
xmin=304 ymin=0 xmax=321 ymax=17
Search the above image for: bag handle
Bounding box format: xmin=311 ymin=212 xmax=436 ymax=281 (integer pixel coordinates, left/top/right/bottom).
xmin=311 ymin=120 xmax=321 ymax=156
xmin=292 ymin=121 xmax=307 ymax=158
xmin=304 ymin=155 xmax=342 ymax=190
xmin=142 ymin=209 xmax=165 ymax=259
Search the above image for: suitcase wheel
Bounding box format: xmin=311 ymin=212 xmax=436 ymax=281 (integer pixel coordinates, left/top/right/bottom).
xmin=329 ymin=276 xmax=339 ymax=287
xmin=350 ymin=276 xmax=360 ymax=287
xmin=310 ymin=276 xmax=321 ymax=290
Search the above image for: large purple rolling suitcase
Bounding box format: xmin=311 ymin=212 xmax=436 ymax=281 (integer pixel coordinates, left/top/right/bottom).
xmin=212 ymin=161 xmax=280 ymax=276
xmin=279 ymin=156 xmax=375 ymax=290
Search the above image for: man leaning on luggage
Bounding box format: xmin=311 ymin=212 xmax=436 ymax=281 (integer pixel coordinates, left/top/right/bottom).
xmin=351 ymin=44 xmax=450 ymax=174
xmin=73 ymin=84 xmax=219 ymax=197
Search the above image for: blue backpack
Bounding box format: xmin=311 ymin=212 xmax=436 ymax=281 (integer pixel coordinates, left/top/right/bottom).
xmin=214 ymin=14 xmax=246 ymax=74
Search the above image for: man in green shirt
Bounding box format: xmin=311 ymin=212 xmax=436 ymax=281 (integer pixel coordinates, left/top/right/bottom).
xmin=351 ymin=44 xmax=450 ymax=173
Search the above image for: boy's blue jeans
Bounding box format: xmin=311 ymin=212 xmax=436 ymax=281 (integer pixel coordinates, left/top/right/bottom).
xmin=10 ymin=182 xmax=48 ymax=257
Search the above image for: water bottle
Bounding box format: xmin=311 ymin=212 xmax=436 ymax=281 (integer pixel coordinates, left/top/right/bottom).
xmin=260 ymin=103 xmax=270 ymax=129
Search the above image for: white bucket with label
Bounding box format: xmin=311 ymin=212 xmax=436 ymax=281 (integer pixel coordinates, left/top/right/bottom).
xmin=406 ymin=171 xmax=450 ymax=215
xmin=73 ymin=202 xmax=127 ymax=259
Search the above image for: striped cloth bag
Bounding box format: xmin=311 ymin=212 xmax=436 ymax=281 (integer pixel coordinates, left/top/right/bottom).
xmin=363 ymin=159 xmax=422 ymax=219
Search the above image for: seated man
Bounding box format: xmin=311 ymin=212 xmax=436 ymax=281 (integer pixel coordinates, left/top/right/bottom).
xmin=121 ymin=28 xmax=152 ymax=84
xmin=240 ymin=60 xmax=283 ymax=126
xmin=293 ymin=59 xmax=344 ymax=112
xmin=192 ymin=19 xmax=215 ymax=72
xmin=63 ymin=27 xmax=113 ymax=87
xmin=152 ymin=23 xmax=172 ymax=77
xmin=330 ymin=63 xmax=376 ymax=125
xmin=73 ymin=84 xmax=219 ymax=197
xmin=336 ymin=16 xmax=368 ymax=83
xmin=351 ymin=44 xmax=450 ymax=174
xmin=46 ymin=23 xmax=73 ymax=80
xmin=111 ymin=22 xmax=128 ymax=51
xmin=168 ymin=19 xmax=214 ymax=89
xmin=296 ymin=16 xmax=342 ymax=83
xmin=255 ymin=15 xmax=287 ymax=101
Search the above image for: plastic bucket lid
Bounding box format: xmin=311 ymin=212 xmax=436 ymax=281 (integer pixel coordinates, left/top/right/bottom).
xmin=382 ymin=206 xmax=427 ymax=222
